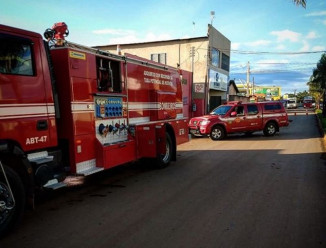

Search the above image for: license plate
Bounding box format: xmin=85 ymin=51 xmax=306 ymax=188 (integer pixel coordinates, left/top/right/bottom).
xmin=189 ymin=129 xmax=198 ymax=134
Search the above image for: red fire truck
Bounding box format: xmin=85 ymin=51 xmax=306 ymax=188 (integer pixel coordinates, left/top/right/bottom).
xmin=0 ymin=23 xmax=192 ymax=236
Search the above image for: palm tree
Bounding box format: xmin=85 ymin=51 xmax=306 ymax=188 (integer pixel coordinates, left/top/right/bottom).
xmin=308 ymin=53 xmax=326 ymax=115
xmin=293 ymin=0 xmax=306 ymax=8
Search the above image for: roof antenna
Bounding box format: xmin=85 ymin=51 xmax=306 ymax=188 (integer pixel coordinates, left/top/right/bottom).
xmin=210 ymin=11 xmax=215 ymax=26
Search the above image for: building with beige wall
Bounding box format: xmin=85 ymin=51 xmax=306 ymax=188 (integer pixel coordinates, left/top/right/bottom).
xmin=95 ymin=24 xmax=231 ymax=114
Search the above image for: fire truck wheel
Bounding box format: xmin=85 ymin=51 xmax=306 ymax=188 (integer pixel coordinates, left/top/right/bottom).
xmin=210 ymin=126 xmax=225 ymax=141
xmin=155 ymin=133 xmax=173 ymax=169
xmin=263 ymin=122 xmax=277 ymax=136
xmin=0 ymin=164 xmax=25 ymax=238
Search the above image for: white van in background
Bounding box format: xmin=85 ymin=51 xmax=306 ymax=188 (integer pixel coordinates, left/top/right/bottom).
xmin=287 ymin=97 xmax=297 ymax=109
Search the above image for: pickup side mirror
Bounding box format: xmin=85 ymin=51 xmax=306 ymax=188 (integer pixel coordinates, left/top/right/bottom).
xmin=230 ymin=111 xmax=237 ymax=117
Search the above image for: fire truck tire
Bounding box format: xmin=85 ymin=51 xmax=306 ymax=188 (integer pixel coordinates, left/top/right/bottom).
xmin=210 ymin=126 xmax=225 ymax=141
xmin=263 ymin=122 xmax=277 ymax=136
xmin=0 ymin=164 xmax=26 ymax=238
xmin=155 ymin=132 xmax=173 ymax=169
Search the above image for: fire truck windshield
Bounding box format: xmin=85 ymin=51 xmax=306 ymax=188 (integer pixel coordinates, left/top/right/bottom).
xmin=210 ymin=105 xmax=232 ymax=115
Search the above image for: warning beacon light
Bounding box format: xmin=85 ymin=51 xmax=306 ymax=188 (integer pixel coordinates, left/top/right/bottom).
xmin=44 ymin=22 xmax=69 ymax=47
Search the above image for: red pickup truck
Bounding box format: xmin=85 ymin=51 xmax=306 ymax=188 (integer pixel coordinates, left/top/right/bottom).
xmin=188 ymin=101 xmax=289 ymax=140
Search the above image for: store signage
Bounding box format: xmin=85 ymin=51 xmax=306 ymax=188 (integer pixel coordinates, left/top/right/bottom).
xmin=209 ymin=69 xmax=228 ymax=91
xmin=194 ymin=83 xmax=205 ymax=93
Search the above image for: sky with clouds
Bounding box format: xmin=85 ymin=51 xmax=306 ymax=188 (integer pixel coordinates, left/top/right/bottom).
xmin=1 ymin=0 xmax=326 ymax=94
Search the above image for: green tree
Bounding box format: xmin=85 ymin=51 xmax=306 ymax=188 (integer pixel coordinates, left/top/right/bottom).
xmin=307 ymin=81 xmax=323 ymax=109
xmin=308 ymin=53 xmax=326 ymax=115
xmin=296 ymin=91 xmax=309 ymax=103
xmin=293 ymin=0 xmax=306 ymax=8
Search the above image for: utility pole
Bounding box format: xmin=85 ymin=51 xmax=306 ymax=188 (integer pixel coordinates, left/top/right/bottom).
xmin=246 ymin=61 xmax=250 ymax=96
xmin=190 ymin=46 xmax=195 ymax=73
xmin=252 ymin=76 xmax=255 ymax=95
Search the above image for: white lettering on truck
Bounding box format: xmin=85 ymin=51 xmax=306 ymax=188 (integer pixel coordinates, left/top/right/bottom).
xmin=26 ymin=136 xmax=48 ymax=145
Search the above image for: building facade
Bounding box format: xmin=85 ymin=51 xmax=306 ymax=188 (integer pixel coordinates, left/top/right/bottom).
xmin=95 ymin=24 xmax=231 ymax=115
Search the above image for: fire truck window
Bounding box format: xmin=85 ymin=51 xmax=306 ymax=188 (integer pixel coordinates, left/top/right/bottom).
xmin=0 ymin=33 xmax=34 ymax=76
xmin=96 ymin=57 xmax=121 ymax=93
xmin=247 ymin=105 xmax=259 ymax=115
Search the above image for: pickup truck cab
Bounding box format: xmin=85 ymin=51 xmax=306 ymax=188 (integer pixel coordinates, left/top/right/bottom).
xmin=188 ymin=101 xmax=289 ymax=140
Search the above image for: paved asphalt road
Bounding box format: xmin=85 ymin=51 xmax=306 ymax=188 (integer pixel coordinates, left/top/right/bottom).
xmin=1 ymin=113 xmax=326 ymax=248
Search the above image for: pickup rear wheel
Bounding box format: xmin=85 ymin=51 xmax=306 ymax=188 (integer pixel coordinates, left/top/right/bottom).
xmin=264 ymin=122 xmax=277 ymax=136
xmin=210 ymin=126 xmax=225 ymax=141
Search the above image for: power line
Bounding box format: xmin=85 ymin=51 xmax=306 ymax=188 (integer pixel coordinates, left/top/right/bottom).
xmin=254 ymin=62 xmax=316 ymax=65
xmin=232 ymin=68 xmax=312 ymax=74
xmin=231 ymin=50 xmax=325 ymax=55
xmin=197 ymin=47 xmax=326 ymax=55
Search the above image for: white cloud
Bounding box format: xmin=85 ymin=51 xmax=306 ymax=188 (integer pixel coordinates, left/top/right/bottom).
xmin=245 ymin=40 xmax=271 ymax=47
xmin=231 ymin=42 xmax=240 ymax=50
xmin=182 ymin=35 xmax=191 ymax=39
xmin=253 ymin=59 xmax=290 ymax=71
xmin=144 ymin=32 xmax=171 ymax=42
xmin=276 ymin=44 xmax=286 ymax=50
xmin=312 ymin=45 xmax=326 ymax=51
xmin=270 ymin=30 xmax=301 ymax=42
xmin=92 ymin=28 xmax=172 ymax=45
xmin=306 ymin=31 xmax=317 ymax=39
xmin=93 ymin=29 xmax=135 ymax=36
xmin=299 ymin=40 xmax=310 ymax=52
xmin=257 ymin=59 xmax=289 ymax=64
xmin=305 ymin=11 xmax=326 ymax=17
xmin=323 ymin=20 xmax=326 ymax=26
xmin=108 ymin=35 xmax=141 ymax=45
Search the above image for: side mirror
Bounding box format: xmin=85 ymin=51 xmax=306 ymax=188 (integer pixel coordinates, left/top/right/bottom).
xmin=230 ymin=111 xmax=237 ymax=117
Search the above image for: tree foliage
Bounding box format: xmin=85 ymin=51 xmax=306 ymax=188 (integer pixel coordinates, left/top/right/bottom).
xmin=293 ymin=0 xmax=306 ymax=8
xmin=296 ymin=91 xmax=309 ymax=103
xmin=308 ymin=53 xmax=326 ymax=114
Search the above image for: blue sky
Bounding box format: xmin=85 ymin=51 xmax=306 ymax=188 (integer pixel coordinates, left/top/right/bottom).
xmin=1 ymin=0 xmax=326 ymax=94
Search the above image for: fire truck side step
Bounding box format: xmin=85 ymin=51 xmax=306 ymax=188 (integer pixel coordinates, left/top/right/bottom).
xmin=43 ymin=179 xmax=67 ymax=190
xmin=27 ymin=151 xmax=53 ymax=164
xmin=78 ymin=167 xmax=104 ymax=176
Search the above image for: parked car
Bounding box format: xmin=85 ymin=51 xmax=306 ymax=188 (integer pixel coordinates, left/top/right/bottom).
xmin=286 ymin=98 xmax=297 ymax=109
xmin=188 ymin=101 xmax=289 ymax=140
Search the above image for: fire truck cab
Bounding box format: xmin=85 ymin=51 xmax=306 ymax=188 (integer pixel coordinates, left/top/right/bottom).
xmin=0 ymin=24 xmax=192 ymax=236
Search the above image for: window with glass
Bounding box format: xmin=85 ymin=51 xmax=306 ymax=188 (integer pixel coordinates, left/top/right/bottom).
xmin=0 ymin=33 xmax=34 ymax=76
xmin=247 ymin=105 xmax=259 ymax=115
xmin=96 ymin=57 xmax=121 ymax=93
xmin=264 ymin=103 xmax=281 ymax=111
xmin=210 ymin=105 xmax=232 ymax=115
xmin=234 ymin=106 xmax=244 ymax=116
xmin=211 ymin=48 xmax=220 ymax=67
xmin=221 ymin=53 xmax=230 ymax=71
xmin=151 ymin=53 xmax=166 ymax=64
